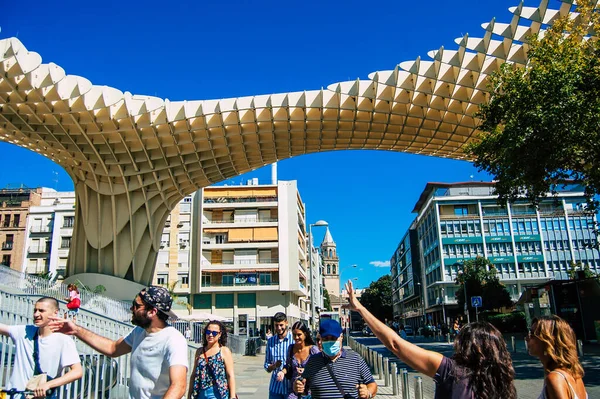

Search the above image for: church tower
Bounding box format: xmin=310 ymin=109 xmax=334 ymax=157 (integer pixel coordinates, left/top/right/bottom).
xmin=320 ymin=227 xmax=341 ymax=311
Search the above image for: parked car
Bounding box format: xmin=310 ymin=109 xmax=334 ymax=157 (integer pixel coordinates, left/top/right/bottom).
xmin=362 ymin=326 xmax=374 ymax=336
xmin=403 ymin=326 xmax=414 ymax=336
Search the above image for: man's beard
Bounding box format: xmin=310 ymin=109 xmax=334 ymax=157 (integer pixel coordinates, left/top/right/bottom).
xmin=132 ymin=312 xmax=152 ymax=328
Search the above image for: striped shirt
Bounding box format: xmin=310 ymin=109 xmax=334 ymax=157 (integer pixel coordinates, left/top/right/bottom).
xmin=302 ymin=349 xmax=375 ymax=399
xmin=264 ymin=331 xmax=293 ymax=394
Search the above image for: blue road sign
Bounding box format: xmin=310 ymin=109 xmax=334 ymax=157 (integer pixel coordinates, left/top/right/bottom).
xmin=471 ymin=296 xmax=483 ymax=308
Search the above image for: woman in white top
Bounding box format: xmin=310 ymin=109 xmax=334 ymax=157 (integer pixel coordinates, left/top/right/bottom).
xmin=527 ymin=315 xmax=588 ymax=399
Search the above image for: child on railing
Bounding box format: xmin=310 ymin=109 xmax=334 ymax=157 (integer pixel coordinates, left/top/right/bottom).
xmin=65 ymin=284 xmax=80 ymax=321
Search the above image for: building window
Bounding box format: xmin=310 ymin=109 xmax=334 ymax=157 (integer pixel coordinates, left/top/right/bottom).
xmin=201 ymin=275 xmax=211 ymax=287
xmin=180 ymin=274 xmax=189 ymax=285
xmin=3 ymin=234 xmax=14 ymax=250
xmin=3 ymin=215 xmax=11 ymax=228
xmin=12 ymin=214 xmax=20 ymax=228
xmin=215 ymin=294 xmax=234 ymax=309
xmin=1 ymin=255 xmax=10 ymax=266
xmin=63 ymin=216 xmax=74 ymax=228
xmin=259 ymin=273 xmax=272 ymax=285
xmin=454 ymin=206 xmax=468 ymax=216
xmin=156 ymin=274 xmax=168 ymax=285
xmin=215 ymin=234 xmax=226 ymax=244
xmin=238 ymin=293 xmax=256 ymax=308
xmin=222 ymin=274 xmax=234 ymax=286
xmin=60 ymin=237 xmax=71 ymax=249
xmin=193 ymin=294 xmax=212 ymax=309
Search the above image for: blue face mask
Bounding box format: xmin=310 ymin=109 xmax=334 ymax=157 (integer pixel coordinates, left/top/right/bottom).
xmin=322 ymin=340 xmax=341 ymax=357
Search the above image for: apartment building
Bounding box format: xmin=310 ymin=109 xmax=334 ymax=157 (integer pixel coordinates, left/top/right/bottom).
xmin=152 ymin=193 xmax=194 ymax=299
xmin=23 ymin=190 xmax=76 ymax=277
xmin=390 ymin=225 xmax=424 ymax=329
xmin=190 ymin=179 xmax=311 ymax=334
xmin=394 ymin=181 xmax=600 ymax=326
xmin=0 ymin=187 xmax=44 ymax=271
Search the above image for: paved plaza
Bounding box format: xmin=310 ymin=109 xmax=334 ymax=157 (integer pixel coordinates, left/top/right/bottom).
xmin=231 ymin=336 xmax=600 ymax=398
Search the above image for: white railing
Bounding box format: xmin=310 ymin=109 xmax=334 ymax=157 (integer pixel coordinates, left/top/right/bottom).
xmin=0 ymin=265 xmax=131 ymax=323
xmin=0 ymin=290 xmax=197 ymax=399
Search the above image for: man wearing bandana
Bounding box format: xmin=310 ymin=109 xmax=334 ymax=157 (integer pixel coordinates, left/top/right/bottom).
xmin=50 ymin=286 xmax=188 ymax=399
xmin=295 ymin=319 xmax=377 ymax=399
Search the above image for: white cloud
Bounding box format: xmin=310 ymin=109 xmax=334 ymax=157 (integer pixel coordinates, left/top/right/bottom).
xmin=369 ymin=260 xmax=390 ymax=268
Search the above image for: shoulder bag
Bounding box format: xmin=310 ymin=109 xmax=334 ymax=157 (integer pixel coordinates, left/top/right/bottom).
xmin=325 ymin=360 xmax=354 ymax=399
xmin=26 ymin=330 xmax=57 ymax=398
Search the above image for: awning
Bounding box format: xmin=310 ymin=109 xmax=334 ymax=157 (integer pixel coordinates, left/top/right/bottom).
xmin=203 ymin=268 xmax=279 ymax=273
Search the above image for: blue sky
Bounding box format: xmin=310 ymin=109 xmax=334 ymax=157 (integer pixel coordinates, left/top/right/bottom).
xmin=2 ymin=0 xmax=535 ymax=288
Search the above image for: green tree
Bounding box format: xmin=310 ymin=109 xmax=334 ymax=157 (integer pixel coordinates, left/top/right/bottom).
xmin=359 ymin=275 xmax=393 ymax=322
xmin=455 ymin=257 xmax=513 ymax=320
xmin=323 ymin=290 xmax=332 ymax=311
xmin=568 ymin=261 xmax=600 ymax=280
xmin=468 ymin=0 xmax=600 ymax=225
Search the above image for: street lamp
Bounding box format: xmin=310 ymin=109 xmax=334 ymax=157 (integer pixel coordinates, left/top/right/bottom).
xmin=440 ymin=287 xmax=446 ymax=326
xmin=416 ymin=282 xmax=426 ymax=327
xmin=309 ymin=220 xmax=328 ymax=331
xmin=456 ymin=266 xmax=471 ymax=324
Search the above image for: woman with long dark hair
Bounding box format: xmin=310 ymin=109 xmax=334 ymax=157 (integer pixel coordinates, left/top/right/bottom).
xmin=276 ymin=321 xmax=319 ymax=398
xmin=527 ymin=315 xmax=588 ymax=399
xmin=345 ymin=280 xmax=516 ymax=399
xmin=188 ymin=321 xmax=236 ymax=399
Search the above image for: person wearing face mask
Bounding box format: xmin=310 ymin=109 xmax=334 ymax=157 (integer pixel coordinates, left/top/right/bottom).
xmin=294 ymin=319 xmax=377 ymax=399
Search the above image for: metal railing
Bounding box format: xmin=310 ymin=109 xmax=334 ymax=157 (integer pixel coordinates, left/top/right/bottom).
xmin=0 ymin=290 xmax=197 ymax=399
xmin=203 ymin=218 xmax=278 ymax=224
xmin=0 ymin=264 xmax=132 ymax=323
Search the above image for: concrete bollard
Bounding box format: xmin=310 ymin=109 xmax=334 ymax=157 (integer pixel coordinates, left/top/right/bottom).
xmin=511 ymin=336 xmax=516 ymax=353
xmin=401 ymin=368 xmax=409 ymax=399
xmin=377 ymin=353 xmax=384 ymax=381
xmin=391 ymin=363 xmax=399 ymax=396
xmin=384 ymin=357 xmax=390 ymax=387
xmin=414 ymin=376 xmax=424 ymax=399
xmin=577 ymin=339 xmax=583 ymax=357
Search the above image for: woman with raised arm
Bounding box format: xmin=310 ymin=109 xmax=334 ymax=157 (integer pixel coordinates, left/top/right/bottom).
xmin=188 ymin=321 xmax=236 ymax=399
xmin=527 ymin=315 xmax=588 ymax=399
xmin=345 ymin=280 xmax=517 ymax=399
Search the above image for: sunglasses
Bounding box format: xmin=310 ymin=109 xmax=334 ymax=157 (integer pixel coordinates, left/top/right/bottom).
xmin=205 ymin=330 xmax=220 ymax=337
xmin=131 ymin=300 xmax=145 ymax=310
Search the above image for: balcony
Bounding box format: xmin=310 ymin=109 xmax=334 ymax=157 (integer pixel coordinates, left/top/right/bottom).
xmin=200 ymin=279 xmax=279 ymax=292
xmin=202 ymin=259 xmax=279 ymax=272
xmin=2 ymin=242 xmax=13 ymax=250
xmin=30 ymin=226 xmax=51 ymax=233
xmin=203 ymin=196 xmax=278 ymax=209
xmin=28 ymin=246 xmax=50 ymax=254
xmin=203 ymin=218 xmax=278 ymax=226
xmin=203 ymin=241 xmax=277 ymax=250
xmin=26 ymin=265 xmax=48 ymax=274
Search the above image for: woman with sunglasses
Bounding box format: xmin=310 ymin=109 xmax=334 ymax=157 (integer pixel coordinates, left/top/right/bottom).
xmin=345 ymin=280 xmax=516 ymax=399
xmin=527 ymin=315 xmax=588 ymax=399
xmin=188 ymin=321 xmax=236 ymax=399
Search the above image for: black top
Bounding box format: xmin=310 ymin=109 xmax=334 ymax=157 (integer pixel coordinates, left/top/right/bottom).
xmin=433 ymin=356 xmax=474 ymax=399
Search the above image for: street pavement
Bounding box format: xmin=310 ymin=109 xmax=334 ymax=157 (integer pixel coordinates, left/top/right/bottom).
xmin=231 ymin=335 xmax=600 ymax=398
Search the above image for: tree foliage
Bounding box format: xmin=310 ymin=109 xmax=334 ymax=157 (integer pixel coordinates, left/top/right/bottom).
xmin=468 ymin=0 xmax=600 ymax=217
xmin=359 ymin=275 xmax=393 ymax=322
xmin=568 ymin=261 xmax=600 ymax=280
xmin=455 ymin=257 xmax=513 ymax=319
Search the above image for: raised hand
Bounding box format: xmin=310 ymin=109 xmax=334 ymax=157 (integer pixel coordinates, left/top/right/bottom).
xmin=344 ymin=280 xmax=363 ymax=312
xmin=48 ymin=316 xmax=78 ymax=335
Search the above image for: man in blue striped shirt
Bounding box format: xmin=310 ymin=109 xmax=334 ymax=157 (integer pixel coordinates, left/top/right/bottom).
xmin=264 ymin=312 xmax=293 ymax=399
xmin=295 ymin=319 xmax=377 ymax=399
